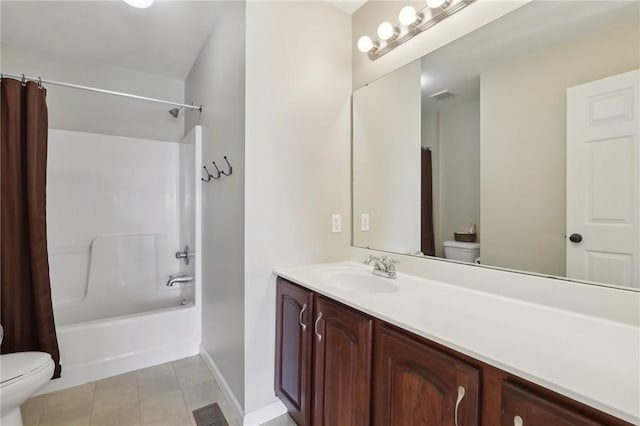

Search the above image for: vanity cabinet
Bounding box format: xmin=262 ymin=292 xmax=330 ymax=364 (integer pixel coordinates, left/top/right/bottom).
xmin=275 ymin=279 xmax=314 ymax=426
xmin=312 ymin=295 xmax=372 ymax=425
xmin=275 ymin=279 xmax=372 ymax=426
xmin=501 ymin=381 xmax=605 ymax=426
xmin=275 ymin=277 xmax=632 ymax=426
xmin=373 ymin=324 xmax=480 ymax=426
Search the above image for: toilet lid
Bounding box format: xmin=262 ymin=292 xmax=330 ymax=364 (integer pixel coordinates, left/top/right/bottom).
xmin=0 ymin=352 xmax=52 ymax=385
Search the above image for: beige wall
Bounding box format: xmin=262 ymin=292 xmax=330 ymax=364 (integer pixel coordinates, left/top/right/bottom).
xmin=352 ymin=0 xmax=531 ymax=89
xmin=480 ymin=20 xmax=640 ymax=276
xmin=185 ymin=1 xmax=246 ymax=409
xmin=353 ymin=60 xmax=421 ymax=253
xmin=438 ymin=99 xmax=480 ymax=254
xmin=1 ymin=43 xmax=185 ymax=142
xmin=245 ymin=1 xmax=351 ymax=414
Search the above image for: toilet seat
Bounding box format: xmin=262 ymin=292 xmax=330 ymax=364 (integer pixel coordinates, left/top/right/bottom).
xmin=1 ymin=352 xmax=53 ymax=388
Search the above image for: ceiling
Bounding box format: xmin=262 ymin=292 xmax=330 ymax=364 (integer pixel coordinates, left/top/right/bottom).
xmin=325 ymin=0 xmax=366 ymax=14
xmin=419 ymin=0 xmax=640 ymax=111
xmin=1 ymin=1 xmax=225 ymax=80
xmin=1 ymin=0 xmax=364 ymax=82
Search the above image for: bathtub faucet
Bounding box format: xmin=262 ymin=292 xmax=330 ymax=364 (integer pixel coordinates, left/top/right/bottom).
xmin=166 ymin=274 xmax=193 ymax=287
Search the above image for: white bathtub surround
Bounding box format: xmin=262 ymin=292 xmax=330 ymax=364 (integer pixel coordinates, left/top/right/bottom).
xmin=275 ymin=251 xmax=640 ymax=424
xmin=42 ymin=126 xmax=203 ymax=394
xmin=47 ymin=129 xmax=182 ymax=313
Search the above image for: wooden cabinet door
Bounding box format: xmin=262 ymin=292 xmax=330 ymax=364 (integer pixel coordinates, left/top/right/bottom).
xmin=373 ymin=324 xmax=480 ymax=426
xmin=312 ymin=296 xmax=373 ymax=426
xmin=275 ymin=278 xmax=314 ymax=425
xmin=501 ymin=381 xmax=605 ymax=426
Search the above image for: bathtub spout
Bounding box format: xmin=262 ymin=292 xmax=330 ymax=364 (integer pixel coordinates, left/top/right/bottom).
xmin=166 ymin=274 xmax=193 ymax=287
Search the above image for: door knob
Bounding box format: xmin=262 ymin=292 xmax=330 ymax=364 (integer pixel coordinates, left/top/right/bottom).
xmin=569 ymin=233 xmax=583 ymax=243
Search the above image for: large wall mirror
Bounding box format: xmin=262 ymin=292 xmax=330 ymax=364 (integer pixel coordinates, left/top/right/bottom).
xmin=353 ymin=0 xmax=640 ymax=290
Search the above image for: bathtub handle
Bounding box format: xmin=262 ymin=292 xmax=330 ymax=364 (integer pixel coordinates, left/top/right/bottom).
xmin=299 ymin=303 xmax=307 ymax=331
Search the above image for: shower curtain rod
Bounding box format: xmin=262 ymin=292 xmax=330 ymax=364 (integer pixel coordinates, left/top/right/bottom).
xmin=1 ymin=72 xmax=202 ymax=112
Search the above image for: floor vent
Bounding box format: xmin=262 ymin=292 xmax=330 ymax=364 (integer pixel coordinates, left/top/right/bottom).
xmin=192 ymin=403 xmax=229 ymax=426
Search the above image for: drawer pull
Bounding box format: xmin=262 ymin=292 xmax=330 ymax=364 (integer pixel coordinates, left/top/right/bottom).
xmin=514 ymin=415 xmax=523 ymax=426
xmin=314 ymin=312 xmax=323 ymax=341
xmin=299 ymin=303 xmax=307 ymax=331
xmin=454 ymin=386 xmax=466 ymax=426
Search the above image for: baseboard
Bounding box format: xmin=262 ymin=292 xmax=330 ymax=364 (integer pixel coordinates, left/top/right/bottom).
xmin=199 ymin=344 xmax=245 ymax=421
xmin=243 ymin=400 xmax=288 ymax=426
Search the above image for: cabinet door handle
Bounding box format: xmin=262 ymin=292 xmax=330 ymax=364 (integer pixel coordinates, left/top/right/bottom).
xmin=298 ymin=303 xmax=307 ymax=331
xmin=454 ymin=386 xmax=466 ymax=426
xmin=513 ymin=415 xmax=523 ymax=426
xmin=314 ymin=312 xmax=323 ymax=341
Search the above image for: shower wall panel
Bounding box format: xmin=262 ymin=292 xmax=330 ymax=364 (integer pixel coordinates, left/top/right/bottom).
xmin=46 ymin=129 xmax=182 ymax=318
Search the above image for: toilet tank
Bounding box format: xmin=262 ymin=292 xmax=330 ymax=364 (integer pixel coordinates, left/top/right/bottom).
xmin=443 ymin=241 xmax=480 ymax=263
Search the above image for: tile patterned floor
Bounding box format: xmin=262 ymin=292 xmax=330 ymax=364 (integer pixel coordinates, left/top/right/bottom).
xmin=19 ymin=356 xmax=256 ymax=426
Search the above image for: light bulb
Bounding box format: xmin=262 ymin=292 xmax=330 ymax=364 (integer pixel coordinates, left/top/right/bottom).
xmin=377 ymin=22 xmax=395 ymax=41
xmin=398 ymin=6 xmax=418 ymax=26
xmin=123 ymin=0 xmax=154 ymax=8
xmin=426 ymin=0 xmax=450 ymax=9
xmin=357 ymin=36 xmax=375 ymax=53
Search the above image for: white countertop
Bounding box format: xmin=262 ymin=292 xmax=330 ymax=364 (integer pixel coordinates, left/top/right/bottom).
xmin=274 ymin=260 xmax=640 ymax=424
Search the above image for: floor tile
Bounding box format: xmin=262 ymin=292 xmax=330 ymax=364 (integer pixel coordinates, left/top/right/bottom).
xmin=138 ymin=373 xmax=181 ymax=399
xmin=47 ymin=382 xmax=96 ymax=407
xmin=142 ymin=410 xmax=192 ymax=426
xmin=90 ymin=402 xmax=141 ymax=426
xmin=95 ymin=372 xmax=137 ymax=391
xmin=40 ymin=415 xmax=92 ymax=426
xmin=139 ymin=389 xmax=186 ymax=423
xmin=135 ymin=363 xmax=175 ymax=382
xmin=92 ymin=381 xmax=139 ymax=416
xmin=21 ymin=393 xmax=49 ymax=426
xmin=173 ymin=360 xmax=212 ymax=387
xmin=40 ymin=394 xmax=93 ymax=425
xmin=181 ymin=380 xmax=223 ymax=409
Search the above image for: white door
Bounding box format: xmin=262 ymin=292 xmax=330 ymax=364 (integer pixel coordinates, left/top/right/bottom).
xmin=567 ymin=69 xmax=640 ymax=288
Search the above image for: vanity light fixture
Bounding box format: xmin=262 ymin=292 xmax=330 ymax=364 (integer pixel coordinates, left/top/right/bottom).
xmin=377 ymin=22 xmax=397 ymax=41
xmin=357 ymin=0 xmax=475 ymax=61
xmin=122 ymin=0 xmax=154 ymax=8
xmin=426 ymin=0 xmax=452 ymax=9
xmin=398 ymin=6 xmax=420 ymax=26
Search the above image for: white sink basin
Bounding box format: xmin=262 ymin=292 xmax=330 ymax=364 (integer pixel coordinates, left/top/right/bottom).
xmin=312 ymin=267 xmax=398 ymax=293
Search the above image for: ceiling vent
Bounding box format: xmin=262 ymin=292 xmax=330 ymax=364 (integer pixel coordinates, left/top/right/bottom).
xmin=429 ymin=89 xmax=456 ymax=100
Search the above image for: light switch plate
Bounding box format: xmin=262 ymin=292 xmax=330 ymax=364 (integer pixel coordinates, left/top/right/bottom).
xmin=361 ymin=213 xmax=370 ymax=231
xmin=331 ymin=214 xmax=342 ymax=233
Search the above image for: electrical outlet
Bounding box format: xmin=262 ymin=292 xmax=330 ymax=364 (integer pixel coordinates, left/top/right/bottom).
xmin=361 ymin=213 xmax=370 ymax=231
xmin=331 ymin=214 xmax=342 ymax=233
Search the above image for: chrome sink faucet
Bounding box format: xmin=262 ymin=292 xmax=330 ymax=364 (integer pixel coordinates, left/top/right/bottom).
xmin=364 ymin=255 xmax=398 ymax=279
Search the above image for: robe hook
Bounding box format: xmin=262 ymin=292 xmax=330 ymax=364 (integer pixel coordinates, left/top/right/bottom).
xmin=220 ymin=156 xmax=233 ymax=176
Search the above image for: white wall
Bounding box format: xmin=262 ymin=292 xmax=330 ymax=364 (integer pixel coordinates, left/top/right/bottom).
xmin=353 ymin=60 xmax=421 ymax=253
xmin=352 ymin=0 xmax=532 ymax=89
xmin=46 ymin=129 xmax=182 ymax=323
xmin=438 ymin=99 xmax=480 ymax=250
xmin=245 ymin=1 xmax=351 ymax=414
xmin=1 ymin=43 xmax=185 ymax=141
xmin=480 ymin=20 xmax=640 ymax=276
xmin=184 ymin=1 xmax=246 ymax=410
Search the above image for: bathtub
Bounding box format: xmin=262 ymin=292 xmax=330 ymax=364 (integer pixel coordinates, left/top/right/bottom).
xmin=38 ymin=301 xmax=200 ymax=394
xmin=40 ymin=126 xmax=202 ymax=394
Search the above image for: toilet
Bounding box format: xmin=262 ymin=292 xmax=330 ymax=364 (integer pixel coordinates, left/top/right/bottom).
xmin=443 ymin=240 xmax=481 ymax=263
xmin=0 ymin=352 xmax=54 ymax=426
